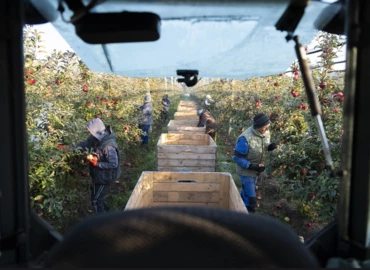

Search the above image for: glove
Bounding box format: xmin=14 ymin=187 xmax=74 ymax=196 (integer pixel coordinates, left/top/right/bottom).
xmin=268 ymin=143 xmax=277 ymax=151
xmin=87 ymin=154 xmax=98 ymax=167
xmin=248 ymin=163 xmax=265 ymax=173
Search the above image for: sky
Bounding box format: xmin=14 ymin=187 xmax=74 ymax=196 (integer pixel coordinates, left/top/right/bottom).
xmin=33 ymin=23 xmax=73 ymax=54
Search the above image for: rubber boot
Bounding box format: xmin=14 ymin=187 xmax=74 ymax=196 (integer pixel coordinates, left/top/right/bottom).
xmin=247 ymin=197 xmax=257 ymax=213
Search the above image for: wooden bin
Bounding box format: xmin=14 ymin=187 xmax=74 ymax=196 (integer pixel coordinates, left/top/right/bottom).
xmin=167 ymin=120 xmax=205 ymax=134
xmin=179 ymin=101 xmax=197 ymax=107
xmin=176 ymin=106 xmax=197 ymax=112
xmin=124 ymin=171 xmax=248 ymax=214
xmin=174 ymin=111 xmax=199 ymax=120
xmin=157 ymin=133 xmax=216 ymax=172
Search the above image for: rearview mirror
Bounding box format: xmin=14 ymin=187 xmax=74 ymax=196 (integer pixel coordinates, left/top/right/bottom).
xmin=74 ymin=12 xmax=161 ymax=44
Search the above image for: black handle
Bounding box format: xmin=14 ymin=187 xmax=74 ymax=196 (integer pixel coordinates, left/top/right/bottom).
xmin=293 ymin=36 xmax=322 ymax=117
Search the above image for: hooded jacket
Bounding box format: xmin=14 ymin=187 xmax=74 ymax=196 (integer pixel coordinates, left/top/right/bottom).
xmin=75 ymin=119 xmax=121 ymax=184
xmin=139 ymin=102 xmax=153 ymax=125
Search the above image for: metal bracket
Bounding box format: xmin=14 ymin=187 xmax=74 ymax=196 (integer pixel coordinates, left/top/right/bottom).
xmin=176 ymin=70 xmax=199 ymax=87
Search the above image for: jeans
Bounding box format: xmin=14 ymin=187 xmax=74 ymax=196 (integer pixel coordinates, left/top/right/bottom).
xmin=238 ymin=175 xmax=258 ymax=213
xmin=139 ymin=124 xmax=150 ymax=144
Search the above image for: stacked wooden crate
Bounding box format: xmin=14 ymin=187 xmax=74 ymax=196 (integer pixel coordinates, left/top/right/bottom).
xmin=157 ymin=133 xmax=216 ymax=172
xmin=124 ymin=100 xmax=246 ymax=213
xmin=167 ymin=120 xmax=205 ymax=134
xmin=124 ymin=171 xmax=247 ymax=213
xmin=156 ymin=99 xmax=216 ymax=172
xmin=174 ymin=100 xmax=199 ymax=120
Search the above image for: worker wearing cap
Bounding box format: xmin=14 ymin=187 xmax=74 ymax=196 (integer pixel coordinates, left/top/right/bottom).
xmin=232 ymin=113 xmax=277 ymax=213
xmin=139 ymin=94 xmax=153 ymax=150
xmin=161 ymin=94 xmax=171 ymax=122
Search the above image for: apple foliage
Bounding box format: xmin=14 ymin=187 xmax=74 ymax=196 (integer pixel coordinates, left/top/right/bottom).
xmin=192 ymin=32 xmax=345 ymax=223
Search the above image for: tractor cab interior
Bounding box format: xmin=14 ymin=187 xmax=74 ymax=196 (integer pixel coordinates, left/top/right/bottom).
xmin=1 ymin=0 xmax=369 ymax=268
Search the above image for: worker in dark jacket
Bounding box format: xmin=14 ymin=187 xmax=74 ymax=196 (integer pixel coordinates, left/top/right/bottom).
xmin=197 ymin=108 xmax=218 ymax=140
xmin=74 ymin=118 xmax=121 ymax=214
xmin=139 ymin=94 xmax=153 ymax=150
xmin=161 ymin=94 xmax=171 ymax=122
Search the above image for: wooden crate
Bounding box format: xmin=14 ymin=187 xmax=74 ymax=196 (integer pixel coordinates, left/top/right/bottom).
xmin=176 ymin=106 xmax=197 ymax=112
xmin=179 ymin=101 xmax=197 ymax=107
xmin=167 ymin=120 xmax=205 ymax=134
xmin=124 ymin=171 xmax=248 ymax=214
xmin=174 ymin=111 xmax=199 ymax=120
xmin=157 ymin=133 xmax=216 ymax=172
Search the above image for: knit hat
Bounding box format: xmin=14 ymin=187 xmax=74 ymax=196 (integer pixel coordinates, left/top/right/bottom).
xmin=86 ymin=118 xmax=107 ymax=141
xmin=253 ymin=113 xmax=270 ymax=129
xmin=144 ymin=94 xmax=151 ymax=102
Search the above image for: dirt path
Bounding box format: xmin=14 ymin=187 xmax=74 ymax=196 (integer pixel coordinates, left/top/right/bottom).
xmin=256 ymin=176 xmax=325 ymax=241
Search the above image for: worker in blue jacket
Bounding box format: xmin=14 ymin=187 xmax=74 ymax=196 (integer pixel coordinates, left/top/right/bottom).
xmin=232 ymin=113 xmax=277 ymax=213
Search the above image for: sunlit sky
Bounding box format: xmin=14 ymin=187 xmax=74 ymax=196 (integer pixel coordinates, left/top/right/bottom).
xmin=34 ymin=23 xmax=73 ymax=54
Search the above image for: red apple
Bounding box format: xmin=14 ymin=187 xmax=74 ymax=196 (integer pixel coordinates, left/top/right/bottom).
xmin=25 ymin=69 xmax=33 ymax=76
xmin=87 ymin=101 xmax=93 ymax=106
xmin=82 ymin=84 xmax=88 ymax=92
xmin=274 ymin=82 xmax=278 ymax=87
xmin=55 ymin=79 xmax=62 ymax=85
xmin=28 ymin=78 xmax=36 ymax=85
xmin=276 ymin=205 xmax=282 ymax=209
xmin=300 ymin=169 xmax=307 ymax=175
xmin=319 ymin=82 xmax=327 ymax=89
xmin=306 ymin=222 xmax=312 ymax=227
